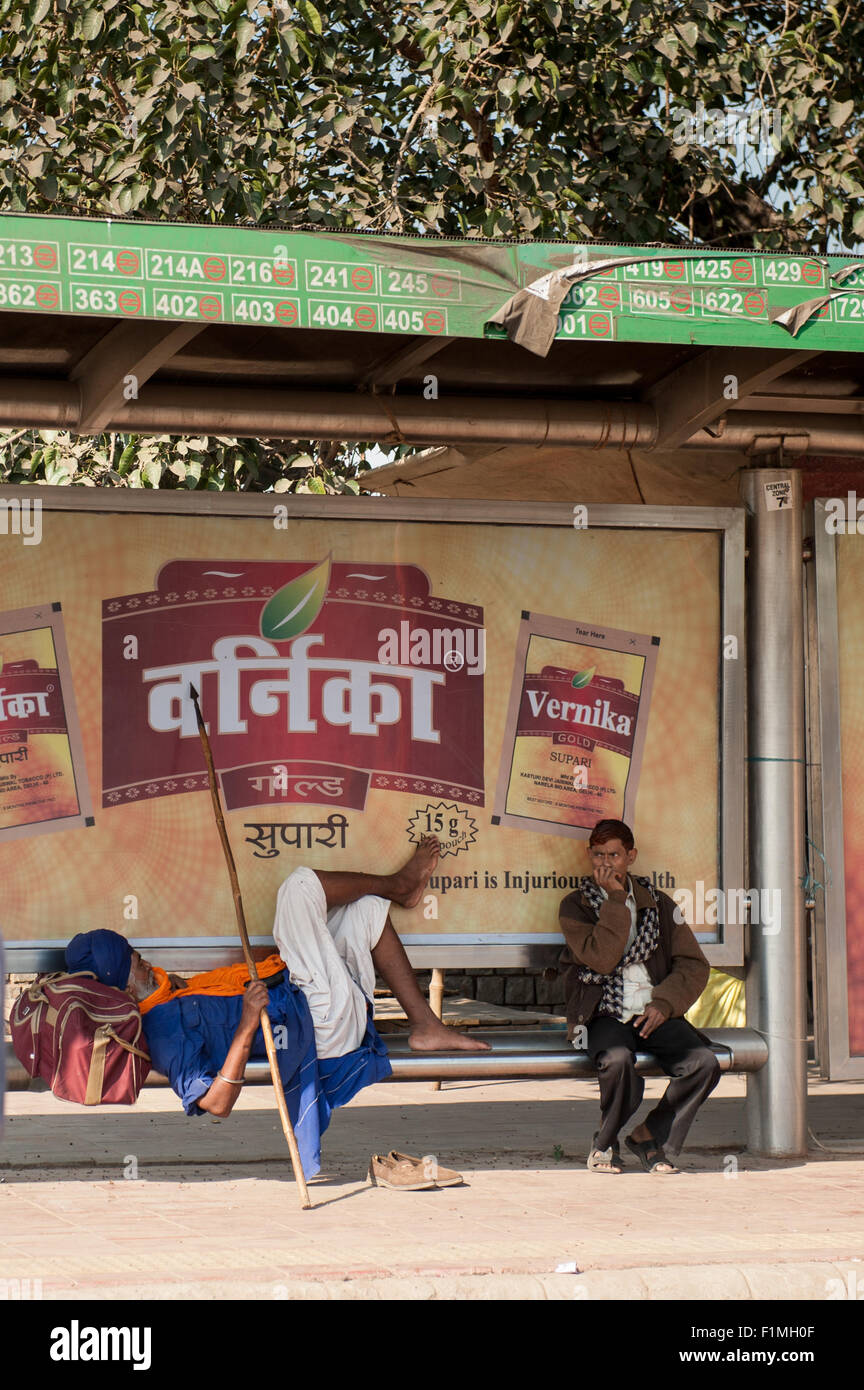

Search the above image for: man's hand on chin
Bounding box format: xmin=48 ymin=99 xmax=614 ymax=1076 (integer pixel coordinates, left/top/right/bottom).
xmin=633 ymin=1003 xmax=667 ymax=1038
xmin=593 ymin=863 xmax=627 ymax=897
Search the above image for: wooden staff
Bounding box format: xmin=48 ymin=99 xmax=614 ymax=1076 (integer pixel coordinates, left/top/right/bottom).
xmin=189 ymin=683 xmax=312 ymax=1210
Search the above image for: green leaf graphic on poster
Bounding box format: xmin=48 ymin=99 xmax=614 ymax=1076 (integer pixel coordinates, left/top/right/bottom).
xmin=571 ymin=667 xmax=596 ymax=688
xmin=260 ymin=557 xmax=330 ymax=641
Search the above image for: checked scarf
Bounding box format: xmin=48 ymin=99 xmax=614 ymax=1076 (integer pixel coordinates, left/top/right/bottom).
xmin=573 ymin=874 xmax=661 ymax=1020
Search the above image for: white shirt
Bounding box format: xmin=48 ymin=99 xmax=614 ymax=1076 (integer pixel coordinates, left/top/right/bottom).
xmin=598 ymin=875 xmax=654 ymax=1024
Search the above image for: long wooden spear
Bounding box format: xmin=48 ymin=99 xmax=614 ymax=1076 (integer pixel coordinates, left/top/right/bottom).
xmin=189 ymin=683 xmax=312 ymax=1210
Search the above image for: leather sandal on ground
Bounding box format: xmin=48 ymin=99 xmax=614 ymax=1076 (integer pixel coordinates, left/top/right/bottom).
xmin=587 ymin=1133 xmax=623 ymax=1173
xmin=624 ymin=1135 xmax=680 ymax=1174
xmin=388 ymin=1150 xmax=464 ymax=1187
xmin=368 ymin=1153 xmax=436 ymax=1190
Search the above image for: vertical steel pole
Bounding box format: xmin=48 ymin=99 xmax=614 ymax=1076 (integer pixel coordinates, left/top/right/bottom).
xmin=742 ymin=469 xmax=808 ymax=1156
xmin=428 ymin=968 xmax=446 ymax=1093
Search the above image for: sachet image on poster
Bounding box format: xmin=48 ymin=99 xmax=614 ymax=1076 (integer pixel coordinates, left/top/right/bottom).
xmin=493 ymin=612 xmax=659 ymax=839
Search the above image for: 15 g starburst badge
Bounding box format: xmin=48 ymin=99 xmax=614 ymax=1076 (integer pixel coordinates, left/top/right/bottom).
xmin=407 ymin=802 xmax=478 ymax=858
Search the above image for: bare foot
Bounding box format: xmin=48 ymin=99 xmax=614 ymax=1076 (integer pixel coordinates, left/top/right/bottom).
xmin=408 ymin=1020 xmax=491 ymax=1052
xmin=390 ymin=836 xmax=440 ymax=908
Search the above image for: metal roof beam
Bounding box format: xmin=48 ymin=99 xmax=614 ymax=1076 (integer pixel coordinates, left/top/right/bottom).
xmin=361 ymin=334 xmax=454 ymax=388
xmin=646 ymin=347 xmax=821 ymax=449
xmin=69 ymin=320 xmax=206 ymax=433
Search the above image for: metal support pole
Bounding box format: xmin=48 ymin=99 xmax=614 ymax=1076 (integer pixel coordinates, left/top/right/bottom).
xmin=428 ymin=968 xmax=446 ymax=1093
xmin=742 ymin=468 xmax=808 ymax=1156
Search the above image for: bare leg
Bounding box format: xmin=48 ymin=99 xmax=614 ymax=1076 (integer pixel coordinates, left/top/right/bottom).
xmin=315 ymin=836 xmax=440 ymax=911
xmin=372 ymin=918 xmax=491 ymax=1053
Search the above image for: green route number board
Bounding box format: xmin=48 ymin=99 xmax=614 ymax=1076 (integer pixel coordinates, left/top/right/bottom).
xmin=0 ymin=213 xmax=863 ymax=354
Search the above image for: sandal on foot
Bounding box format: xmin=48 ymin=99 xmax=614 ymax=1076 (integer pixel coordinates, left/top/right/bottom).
xmin=587 ymin=1133 xmax=623 ymax=1173
xmin=625 ymin=1135 xmax=679 ymax=1174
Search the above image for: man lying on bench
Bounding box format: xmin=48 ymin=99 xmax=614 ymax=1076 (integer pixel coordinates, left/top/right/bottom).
xmin=65 ymin=837 xmax=488 ymax=1179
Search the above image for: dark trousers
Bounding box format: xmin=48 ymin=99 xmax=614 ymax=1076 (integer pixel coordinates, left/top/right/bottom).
xmin=587 ymin=1015 xmax=721 ymax=1156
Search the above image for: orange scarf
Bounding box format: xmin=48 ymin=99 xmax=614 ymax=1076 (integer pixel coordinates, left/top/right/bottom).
xmin=139 ymin=954 xmax=286 ymax=1016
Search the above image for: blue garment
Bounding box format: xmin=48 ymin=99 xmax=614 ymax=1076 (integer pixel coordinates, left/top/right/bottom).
xmin=141 ymin=977 xmax=391 ymax=1178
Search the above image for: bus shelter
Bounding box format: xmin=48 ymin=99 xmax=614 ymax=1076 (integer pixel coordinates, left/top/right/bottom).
xmin=1 ymin=211 xmax=864 ymax=1158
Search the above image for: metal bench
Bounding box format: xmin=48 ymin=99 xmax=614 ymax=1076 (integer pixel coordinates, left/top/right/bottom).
xmin=4 ymin=943 xmax=767 ymax=1090
xmin=3 ymin=1029 xmax=767 ymax=1090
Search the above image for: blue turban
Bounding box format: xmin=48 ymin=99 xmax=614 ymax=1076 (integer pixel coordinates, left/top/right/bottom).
xmin=66 ymin=930 xmax=134 ymax=989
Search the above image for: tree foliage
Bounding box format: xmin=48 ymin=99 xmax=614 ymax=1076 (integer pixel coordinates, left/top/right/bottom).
xmin=0 ymin=428 xmax=374 ymax=492
xmin=0 ymin=0 xmax=861 ymax=490
xmin=1 ymin=0 xmax=861 ymax=247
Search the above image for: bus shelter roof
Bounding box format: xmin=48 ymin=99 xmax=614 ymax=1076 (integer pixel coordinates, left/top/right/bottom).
xmin=0 ymin=212 xmax=863 ymax=466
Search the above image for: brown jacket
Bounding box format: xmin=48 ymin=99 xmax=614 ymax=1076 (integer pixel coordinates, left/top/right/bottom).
xmin=558 ymin=877 xmax=710 ymax=1040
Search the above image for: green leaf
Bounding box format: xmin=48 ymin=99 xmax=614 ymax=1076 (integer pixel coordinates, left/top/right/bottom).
xmin=296 ymin=0 xmax=323 ymax=35
xmin=80 ymin=9 xmax=103 ymax=39
xmin=143 ymin=458 xmax=162 ymax=487
xmin=828 ymin=99 xmax=855 ymax=128
xmin=117 ymin=444 xmax=136 ymax=475
xmin=571 ymin=667 xmax=596 ymax=689
xmin=235 ymin=16 xmax=255 ymax=59
xmin=675 ymin=21 xmax=699 ymax=50
xmin=29 ymin=0 xmax=50 ymax=24
xmin=259 ymin=556 xmax=331 ymax=641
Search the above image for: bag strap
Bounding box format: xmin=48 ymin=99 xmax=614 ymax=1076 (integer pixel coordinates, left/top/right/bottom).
xmin=99 ymin=1025 xmax=149 ymax=1062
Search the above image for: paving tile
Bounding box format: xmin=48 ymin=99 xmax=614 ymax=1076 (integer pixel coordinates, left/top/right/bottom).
xmin=2 ymin=1075 xmax=864 ymax=1295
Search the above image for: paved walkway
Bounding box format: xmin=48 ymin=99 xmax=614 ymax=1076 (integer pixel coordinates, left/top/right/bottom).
xmin=1 ymin=1069 xmax=863 ymax=1299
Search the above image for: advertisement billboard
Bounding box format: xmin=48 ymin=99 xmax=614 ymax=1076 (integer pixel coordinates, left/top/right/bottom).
xmin=813 ymin=501 xmax=864 ymax=1076
xmin=0 ymin=491 xmax=744 ymax=968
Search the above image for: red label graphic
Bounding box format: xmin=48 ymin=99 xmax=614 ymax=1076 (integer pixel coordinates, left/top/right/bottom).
xmin=102 ymin=561 xmax=485 ymax=812
xmin=0 ymin=661 xmax=69 ymax=735
xmin=516 ymin=672 xmax=638 ymax=758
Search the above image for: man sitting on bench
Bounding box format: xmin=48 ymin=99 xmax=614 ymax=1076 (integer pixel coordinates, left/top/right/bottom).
xmin=559 ymin=818 xmax=720 ymax=1175
xmin=65 ymin=837 xmax=488 ymax=1178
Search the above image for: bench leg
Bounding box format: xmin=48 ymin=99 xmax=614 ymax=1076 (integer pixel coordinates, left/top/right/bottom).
xmin=429 ymin=968 xmax=445 ymax=1092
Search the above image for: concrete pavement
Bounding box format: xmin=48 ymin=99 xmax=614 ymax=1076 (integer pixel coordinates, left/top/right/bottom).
xmin=1 ymin=1068 xmax=863 ymax=1300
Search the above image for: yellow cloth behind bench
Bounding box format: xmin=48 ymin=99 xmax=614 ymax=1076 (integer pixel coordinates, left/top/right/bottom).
xmin=685 ymin=969 xmax=746 ymax=1028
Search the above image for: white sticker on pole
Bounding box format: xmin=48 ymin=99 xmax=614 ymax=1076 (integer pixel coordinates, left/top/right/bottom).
xmin=763 ymin=480 xmax=792 ymax=511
